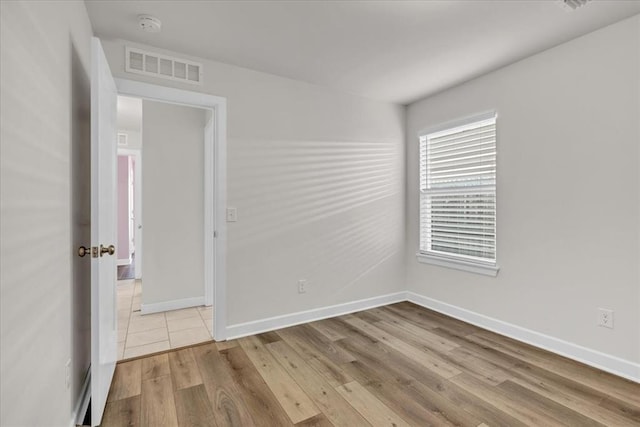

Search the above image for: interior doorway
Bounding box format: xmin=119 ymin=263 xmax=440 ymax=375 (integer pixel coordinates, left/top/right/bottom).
xmin=115 ymin=95 xmax=215 ymax=360
xmin=116 ymin=149 xmax=140 ymax=281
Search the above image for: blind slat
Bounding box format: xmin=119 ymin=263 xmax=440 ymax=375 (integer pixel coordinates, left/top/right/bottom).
xmin=429 ymin=124 xmax=495 ymax=146
xmin=428 ymin=137 xmax=495 ymax=156
xmin=429 ymin=154 xmax=496 ymax=169
xmin=428 ymin=147 xmax=496 ymax=161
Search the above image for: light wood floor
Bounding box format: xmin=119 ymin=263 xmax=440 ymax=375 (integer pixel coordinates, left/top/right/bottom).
xmin=101 ymin=302 xmax=640 ymax=426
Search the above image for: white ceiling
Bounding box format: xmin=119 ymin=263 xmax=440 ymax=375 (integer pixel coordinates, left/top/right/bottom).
xmin=86 ymin=1 xmax=640 ymax=105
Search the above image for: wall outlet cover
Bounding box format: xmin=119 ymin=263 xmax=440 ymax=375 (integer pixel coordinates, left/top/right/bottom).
xmin=298 ymin=279 xmax=307 ymax=294
xmin=226 ymin=207 xmax=237 ymax=222
xmin=597 ymin=308 xmax=614 ymax=329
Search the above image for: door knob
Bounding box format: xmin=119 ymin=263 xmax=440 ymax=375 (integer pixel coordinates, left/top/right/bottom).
xmin=100 ymin=244 xmax=116 ymax=257
xmin=78 ymin=246 xmax=96 ymax=257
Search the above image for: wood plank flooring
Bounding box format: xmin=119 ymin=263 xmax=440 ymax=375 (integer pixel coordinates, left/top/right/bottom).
xmin=101 ymin=302 xmax=640 ymax=426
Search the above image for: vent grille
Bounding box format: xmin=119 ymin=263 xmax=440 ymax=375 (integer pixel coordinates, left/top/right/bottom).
xmin=559 ymin=0 xmax=591 ymax=10
xmin=117 ymin=133 xmax=128 ymax=146
xmin=125 ymin=47 xmax=203 ymax=85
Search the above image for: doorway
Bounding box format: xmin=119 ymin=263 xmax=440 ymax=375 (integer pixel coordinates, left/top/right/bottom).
xmin=115 ymin=92 xmax=223 ymax=360
xmin=116 ymin=151 xmax=141 ymax=281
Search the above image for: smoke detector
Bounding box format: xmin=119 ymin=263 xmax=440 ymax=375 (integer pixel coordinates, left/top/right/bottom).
xmin=558 ymin=0 xmax=592 ymax=11
xmin=138 ymin=15 xmax=162 ymax=33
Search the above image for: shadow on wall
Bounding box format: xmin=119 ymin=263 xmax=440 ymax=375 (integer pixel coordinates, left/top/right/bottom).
xmin=229 ymin=138 xmax=402 ymax=246
xmin=227 ymin=137 xmax=404 ymax=304
xmin=70 ymin=38 xmax=91 ymax=414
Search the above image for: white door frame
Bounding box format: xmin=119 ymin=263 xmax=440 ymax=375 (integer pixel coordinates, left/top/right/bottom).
xmin=203 ymin=114 xmax=214 ymax=307
xmin=117 ymin=147 xmax=142 ymax=279
xmin=115 ymin=78 xmax=228 ymax=341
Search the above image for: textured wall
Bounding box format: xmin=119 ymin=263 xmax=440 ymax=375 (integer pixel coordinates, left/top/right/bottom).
xmin=101 ymin=38 xmax=406 ymax=326
xmin=0 ymin=1 xmax=94 ymax=425
xmin=117 ymin=155 xmax=130 ymax=261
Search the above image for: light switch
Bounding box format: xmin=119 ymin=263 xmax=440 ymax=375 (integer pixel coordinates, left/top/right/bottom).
xmin=226 ymin=207 xmax=237 ymax=222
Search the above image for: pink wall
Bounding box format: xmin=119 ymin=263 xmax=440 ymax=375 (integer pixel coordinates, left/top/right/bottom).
xmin=117 ymin=155 xmax=130 ymax=261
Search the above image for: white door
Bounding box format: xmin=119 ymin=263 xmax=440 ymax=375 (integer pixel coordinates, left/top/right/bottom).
xmin=90 ymin=37 xmax=118 ymax=427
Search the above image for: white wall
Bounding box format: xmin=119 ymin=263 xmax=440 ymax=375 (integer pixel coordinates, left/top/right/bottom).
xmin=0 ymin=1 xmax=94 ymax=426
xmin=101 ymin=39 xmax=406 ymax=327
xmin=117 ymin=129 xmax=142 ymax=150
xmin=0 ymin=9 xmax=637 ymax=427
xmin=117 ymin=156 xmax=131 ymax=262
xmin=406 ymin=16 xmax=640 ymax=366
xmin=141 ymin=100 xmax=207 ymax=306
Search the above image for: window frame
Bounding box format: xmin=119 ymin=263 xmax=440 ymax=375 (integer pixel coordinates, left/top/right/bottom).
xmin=416 ymin=111 xmax=500 ymax=277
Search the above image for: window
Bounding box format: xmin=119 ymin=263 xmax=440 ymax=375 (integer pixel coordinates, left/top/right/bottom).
xmin=417 ymin=112 xmax=499 ymax=276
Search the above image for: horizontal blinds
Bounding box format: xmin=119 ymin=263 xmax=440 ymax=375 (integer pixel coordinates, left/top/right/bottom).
xmin=419 ymin=115 xmax=496 ymax=263
xmin=426 ymin=122 xmax=496 ymax=189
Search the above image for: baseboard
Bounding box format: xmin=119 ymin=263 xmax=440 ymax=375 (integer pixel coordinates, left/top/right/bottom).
xmin=407 ymin=291 xmax=640 ymax=383
xmin=225 ymin=291 xmax=408 ymax=340
xmin=71 ymin=369 xmax=91 ymax=427
xmin=117 ymin=257 xmax=131 ymax=266
xmin=134 ymin=289 xmax=639 ymax=383
xmin=141 ymin=296 xmax=205 ymax=315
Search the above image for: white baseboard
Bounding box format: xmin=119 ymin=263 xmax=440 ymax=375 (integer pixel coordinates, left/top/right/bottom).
xmin=137 ymin=289 xmax=638 ymax=383
xmin=117 ymin=257 xmax=131 ymax=266
xmin=141 ymin=296 xmax=205 ymax=315
xmin=407 ymin=291 xmax=640 ymax=383
xmin=225 ymin=291 xmax=408 ymax=340
xmin=71 ymin=369 xmax=91 ymax=427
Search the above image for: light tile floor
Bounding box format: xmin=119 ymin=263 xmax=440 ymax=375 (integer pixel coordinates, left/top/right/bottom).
xmin=116 ymin=280 xmax=213 ymax=360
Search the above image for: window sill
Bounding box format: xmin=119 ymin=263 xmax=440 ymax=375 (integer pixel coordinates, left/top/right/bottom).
xmin=416 ymin=252 xmax=500 ymax=277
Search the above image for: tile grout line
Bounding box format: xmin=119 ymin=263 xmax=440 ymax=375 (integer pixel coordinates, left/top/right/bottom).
xmin=122 ymin=284 xmax=133 ymax=359
xmin=166 ymin=311 xmax=173 ymax=349
xmin=123 ymin=280 xmax=151 ymax=359
xmin=121 ymin=281 xmax=135 ymax=360
xmin=200 ymin=309 xmax=213 ymax=338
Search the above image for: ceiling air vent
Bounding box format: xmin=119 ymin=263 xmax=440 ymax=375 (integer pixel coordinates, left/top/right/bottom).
xmin=558 ymin=0 xmax=591 ymax=10
xmin=125 ymin=47 xmax=203 ymax=85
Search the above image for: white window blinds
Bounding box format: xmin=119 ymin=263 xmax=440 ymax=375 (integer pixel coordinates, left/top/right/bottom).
xmin=419 ymin=113 xmax=497 ymax=265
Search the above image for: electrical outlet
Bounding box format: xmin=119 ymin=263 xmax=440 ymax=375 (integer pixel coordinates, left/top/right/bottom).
xmin=65 ymin=359 xmax=71 ymax=389
xmin=298 ymin=279 xmax=307 ymax=294
xmin=597 ymin=308 xmax=614 ymax=329
xmin=226 ymin=207 xmax=237 ymax=222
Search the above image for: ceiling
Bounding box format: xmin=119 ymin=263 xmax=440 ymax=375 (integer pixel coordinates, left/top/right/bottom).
xmin=86 ymin=1 xmax=640 ymax=105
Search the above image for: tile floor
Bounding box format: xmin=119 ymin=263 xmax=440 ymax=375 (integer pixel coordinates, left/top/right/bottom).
xmin=116 ymin=280 xmax=213 ymax=360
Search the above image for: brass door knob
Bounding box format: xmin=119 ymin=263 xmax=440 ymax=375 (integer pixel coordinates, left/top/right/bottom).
xmin=100 ymin=244 xmax=116 ymax=257
xmin=78 ymin=246 xmax=92 ymax=257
